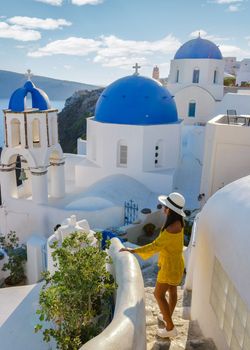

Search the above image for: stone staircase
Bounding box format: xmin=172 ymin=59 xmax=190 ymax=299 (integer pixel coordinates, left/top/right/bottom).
xmin=142 ymin=264 xmax=217 ymax=350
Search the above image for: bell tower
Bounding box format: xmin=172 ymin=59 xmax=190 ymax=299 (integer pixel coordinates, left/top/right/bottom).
xmin=152 ymin=66 xmax=160 ymax=81
xmin=0 ymin=71 xmax=65 ymax=205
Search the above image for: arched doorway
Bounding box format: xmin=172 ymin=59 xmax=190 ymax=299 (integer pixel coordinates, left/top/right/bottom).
xmin=7 ymin=154 xmax=32 ymax=200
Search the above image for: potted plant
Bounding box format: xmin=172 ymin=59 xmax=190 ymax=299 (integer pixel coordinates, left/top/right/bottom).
xmin=0 ymin=231 xmax=27 ymax=285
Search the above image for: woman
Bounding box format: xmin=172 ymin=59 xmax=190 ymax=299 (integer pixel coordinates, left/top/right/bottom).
xmin=119 ymin=192 xmax=185 ymax=338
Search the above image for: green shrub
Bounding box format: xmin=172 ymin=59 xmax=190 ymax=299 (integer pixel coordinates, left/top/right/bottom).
xmin=0 ymin=231 xmax=27 ymax=284
xmin=224 ymin=76 xmax=236 ymax=86
xmin=35 ymin=231 xmax=116 ymax=350
xmin=240 ymin=81 xmax=250 ymax=87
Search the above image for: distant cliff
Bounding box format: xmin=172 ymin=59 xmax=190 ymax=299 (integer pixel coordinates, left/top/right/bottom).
xmin=58 ymin=89 xmax=104 ymax=153
xmin=0 ymin=70 xmax=99 ymax=100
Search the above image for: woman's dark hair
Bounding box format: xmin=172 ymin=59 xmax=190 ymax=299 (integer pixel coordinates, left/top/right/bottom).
xmin=162 ymin=208 xmax=184 ymax=230
xmin=54 ymin=224 xmax=61 ymax=232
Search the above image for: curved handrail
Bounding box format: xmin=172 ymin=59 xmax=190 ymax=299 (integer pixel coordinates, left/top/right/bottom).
xmin=81 ymin=238 xmax=146 ymax=350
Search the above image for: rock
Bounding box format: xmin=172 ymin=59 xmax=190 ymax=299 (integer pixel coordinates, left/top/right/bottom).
xmin=146 ymin=316 xmax=158 ymax=326
xmin=58 ymin=88 xmax=104 ymax=153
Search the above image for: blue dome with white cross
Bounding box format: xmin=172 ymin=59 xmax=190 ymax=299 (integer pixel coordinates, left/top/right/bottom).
xmin=95 ymin=73 xmax=178 ymax=125
xmin=9 ymin=79 xmax=51 ymax=112
xmin=174 ymin=37 xmax=223 ymax=60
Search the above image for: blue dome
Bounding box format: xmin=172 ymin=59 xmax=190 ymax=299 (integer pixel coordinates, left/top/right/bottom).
xmin=174 ymin=37 xmax=223 ymax=60
xmin=9 ymin=80 xmax=51 ymax=112
xmin=95 ymin=75 xmax=178 ymax=125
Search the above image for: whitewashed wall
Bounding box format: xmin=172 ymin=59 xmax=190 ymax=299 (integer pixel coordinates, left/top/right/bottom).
xmin=224 ymin=57 xmax=237 ymax=76
xmin=168 ymin=58 xmax=224 ymax=101
xmin=0 ymin=198 xmax=123 ymax=242
xmin=181 ymin=125 xmax=205 ymax=161
xmin=200 ymin=114 xmax=250 ymax=200
xmin=215 ymin=92 xmax=250 ymax=116
xmin=236 ymin=59 xmax=250 ymax=85
xmin=75 ymin=118 xmax=181 ymax=194
xmin=174 ymin=86 xmax=216 ymax=124
xmin=63 ymin=153 xmax=83 ymax=183
xmin=190 ymin=176 xmax=250 ymax=350
xmin=77 ymin=139 xmax=87 ymax=155
xmin=75 ymin=158 xmax=174 ymax=195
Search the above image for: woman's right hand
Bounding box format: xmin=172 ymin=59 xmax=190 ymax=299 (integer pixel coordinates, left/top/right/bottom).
xmin=119 ymin=248 xmax=134 ymax=253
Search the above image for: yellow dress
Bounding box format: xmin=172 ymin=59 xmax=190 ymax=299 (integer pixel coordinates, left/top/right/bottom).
xmin=133 ymin=228 xmax=184 ymax=286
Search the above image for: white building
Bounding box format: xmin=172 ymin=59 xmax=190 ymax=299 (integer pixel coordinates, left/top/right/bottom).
xmin=0 ymin=70 xmax=183 ymax=240
xmin=200 ymin=114 xmax=250 ymax=201
xmin=236 ymin=59 xmax=250 ymax=86
xmin=1 ymin=79 xmax=65 ymax=205
xmin=223 ymin=57 xmax=250 ymax=87
xmin=186 ymin=176 xmax=250 ymax=350
xmin=168 ymin=36 xmax=224 ymax=125
xmin=224 ymin=57 xmax=237 ymax=76
xmin=77 ymin=73 xmax=182 ymax=194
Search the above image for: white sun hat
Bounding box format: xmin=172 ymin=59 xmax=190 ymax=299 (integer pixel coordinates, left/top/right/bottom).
xmin=158 ymin=192 xmax=186 ymax=217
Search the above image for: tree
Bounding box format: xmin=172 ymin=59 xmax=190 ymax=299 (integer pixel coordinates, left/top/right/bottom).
xmin=35 ymin=231 xmax=116 ymax=350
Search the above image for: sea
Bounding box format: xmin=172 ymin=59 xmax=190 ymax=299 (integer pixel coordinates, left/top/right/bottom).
xmin=0 ymin=99 xmax=66 ymax=147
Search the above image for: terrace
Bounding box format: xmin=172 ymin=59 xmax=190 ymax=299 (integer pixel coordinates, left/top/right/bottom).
xmin=215 ymin=110 xmax=250 ymax=126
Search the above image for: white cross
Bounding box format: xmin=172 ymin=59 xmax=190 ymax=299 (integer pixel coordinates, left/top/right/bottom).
xmin=25 ymin=69 xmax=33 ymax=81
xmin=133 ymin=63 xmax=141 ymax=76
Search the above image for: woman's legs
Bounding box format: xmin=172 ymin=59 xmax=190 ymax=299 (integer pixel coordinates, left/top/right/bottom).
xmin=154 ymin=282 xmax=174 ymax=331
xmin=168 ymin=285 xmax=177 ymax=316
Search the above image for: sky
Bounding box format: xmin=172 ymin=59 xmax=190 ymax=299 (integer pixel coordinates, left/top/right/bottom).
xmin=0 ymin=0 xmax=250 ymax=86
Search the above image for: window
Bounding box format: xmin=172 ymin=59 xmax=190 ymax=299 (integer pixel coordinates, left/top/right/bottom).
xmin=192 ymin=69 xmax=200 ymax=83
xmin=213 ymin=70 xmax=218 ymax=84
xmin=155 ymin=140 xmax=163 ymax=167
xmin=118 ymin=141 xmax=128 ymax=167
xmin=188 ymin=102 xmax=196 ymax=118
xmin=176 ymin=69 xmax=179 ymax=83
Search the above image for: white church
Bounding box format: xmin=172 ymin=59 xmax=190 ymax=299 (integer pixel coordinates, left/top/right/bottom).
xmin=0 ymin=61 xmax=186 ymax=240
xmin=0 ymin=35 xmax=250 ymax=350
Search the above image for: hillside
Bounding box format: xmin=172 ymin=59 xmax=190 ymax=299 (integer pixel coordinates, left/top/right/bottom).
xmin=0 ymin=70 xmax=99 ymax=100
xmin=58 ymin=89 xmax=104 ymax=153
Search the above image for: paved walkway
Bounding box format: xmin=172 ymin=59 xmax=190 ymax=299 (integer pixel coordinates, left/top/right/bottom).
xmin=142 ymin=264 xmax=217 ymax=350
